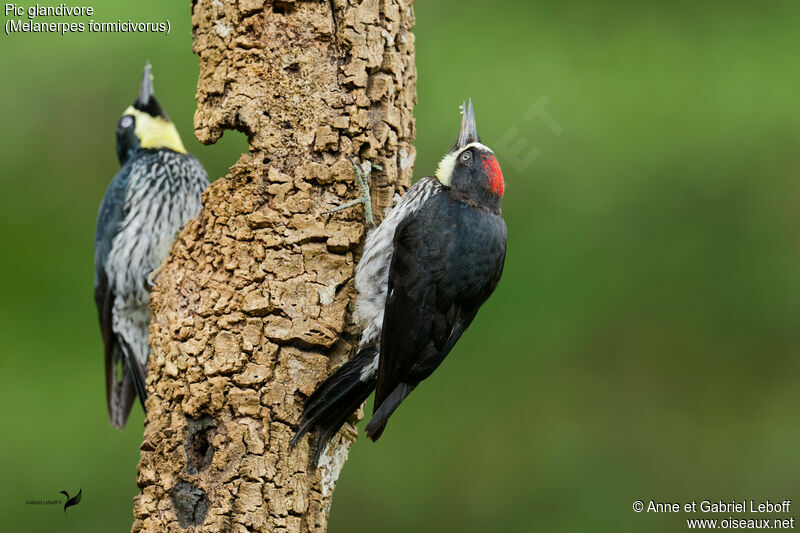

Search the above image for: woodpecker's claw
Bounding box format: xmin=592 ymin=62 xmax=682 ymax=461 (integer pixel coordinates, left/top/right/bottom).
xmin=145 ymin=261 xmax=166 ymax=291
xmin=324 ymin=156 xmax=379 ymax=226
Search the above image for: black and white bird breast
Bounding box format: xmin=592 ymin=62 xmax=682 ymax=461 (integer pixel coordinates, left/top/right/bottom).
xmin=107 ymin=151 xmax=208 ymax=304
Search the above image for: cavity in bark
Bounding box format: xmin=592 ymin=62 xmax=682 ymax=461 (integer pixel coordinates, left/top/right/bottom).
xmin=185 ymin=415 xmax=215 ymax=474
xmin=171 ymin=481 xmax=210 ymax=528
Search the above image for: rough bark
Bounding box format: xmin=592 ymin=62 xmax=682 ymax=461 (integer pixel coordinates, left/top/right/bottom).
xmin=131 ymin=1 xmax=416 ymax=531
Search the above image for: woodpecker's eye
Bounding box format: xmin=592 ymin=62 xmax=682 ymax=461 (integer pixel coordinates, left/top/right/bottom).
xmin=119 ymin=115 xmax=134 ymax=129
xmin=459 ymin=150 xmax=472 ymax=164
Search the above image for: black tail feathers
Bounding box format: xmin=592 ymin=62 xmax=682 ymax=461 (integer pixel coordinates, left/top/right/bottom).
xmin=291 ymin=348 xmax=377 ymax=464
xmin=364 ymin=382 xmax=412 ymax=442
xmin=107 ymin=341 xmax=147 ymax=429
xmin=121 ymin=341 xmax=148 ymax=411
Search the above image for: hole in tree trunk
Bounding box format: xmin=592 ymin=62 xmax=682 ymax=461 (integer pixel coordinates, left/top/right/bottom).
xmin=171 ymin=481 xmax=210 ymax=528
xmin=285 ymin=62 xmax=301 ymax=76
xmin=185 ymin=415 xmax=215 ymax=474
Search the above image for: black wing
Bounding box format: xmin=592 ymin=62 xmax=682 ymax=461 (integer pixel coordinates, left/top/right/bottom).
xmin=365 ymin=192 xmax=506 ymax=440
xmin=94 ymin=167 xmax=140 ymax=428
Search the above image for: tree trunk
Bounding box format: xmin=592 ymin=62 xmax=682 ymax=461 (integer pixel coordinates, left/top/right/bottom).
xmin=132 ymin=1 xmax=416 ymax=531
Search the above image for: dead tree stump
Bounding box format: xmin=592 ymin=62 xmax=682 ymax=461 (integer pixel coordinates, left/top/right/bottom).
xmin=132 ymin=1 xmax=416 ymax=531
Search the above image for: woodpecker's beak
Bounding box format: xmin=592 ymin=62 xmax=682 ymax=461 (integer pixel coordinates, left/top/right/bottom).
xmin=456 ymin=98 xmax=479 ymax=149
xmin=136 ymin=61 xmax=154 ymax=107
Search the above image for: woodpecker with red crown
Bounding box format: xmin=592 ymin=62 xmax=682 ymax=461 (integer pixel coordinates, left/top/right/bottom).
xmin=292 ymin=100 xmax=507 ymax=463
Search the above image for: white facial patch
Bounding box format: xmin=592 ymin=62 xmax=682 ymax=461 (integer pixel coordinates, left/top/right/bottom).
xmin=435 ymin=142 xmax=494 ymax=185
xmin=435 ymin=152 xmax=457 ymax=185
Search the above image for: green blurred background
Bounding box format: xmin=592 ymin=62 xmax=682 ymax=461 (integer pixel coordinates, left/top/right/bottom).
xmin=2 ymin=1 xmax=800 ymax=531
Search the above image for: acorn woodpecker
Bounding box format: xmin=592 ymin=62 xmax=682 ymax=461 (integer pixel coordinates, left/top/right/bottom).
xmin=292 ymin=100 xmax=507 ymax=462
xmin=94 ymin=62 xmax=209 ymax=428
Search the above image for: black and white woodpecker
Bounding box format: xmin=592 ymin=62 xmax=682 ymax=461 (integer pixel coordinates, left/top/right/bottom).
xmin=94 ymin=62 xmax=209 ymax=428
xmin=292 ymin=100 xmax=507 ymax=462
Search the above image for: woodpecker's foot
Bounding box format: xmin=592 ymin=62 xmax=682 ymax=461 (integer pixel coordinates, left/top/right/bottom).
xmin=324 ymin=156 xmax=380 ymax=226
xmin=145 ymin=261 xmax=166 ymax=291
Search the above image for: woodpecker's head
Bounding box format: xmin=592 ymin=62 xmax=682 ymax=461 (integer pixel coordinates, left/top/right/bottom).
xmin=116 ymin=62 xmax=186 ymax=164
xmin=435 ymin=99 xmax=504 ymax=210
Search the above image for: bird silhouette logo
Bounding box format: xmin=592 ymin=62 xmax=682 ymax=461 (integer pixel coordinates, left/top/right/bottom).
xmin=58 ymin=489 xmax=81 ymax=514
